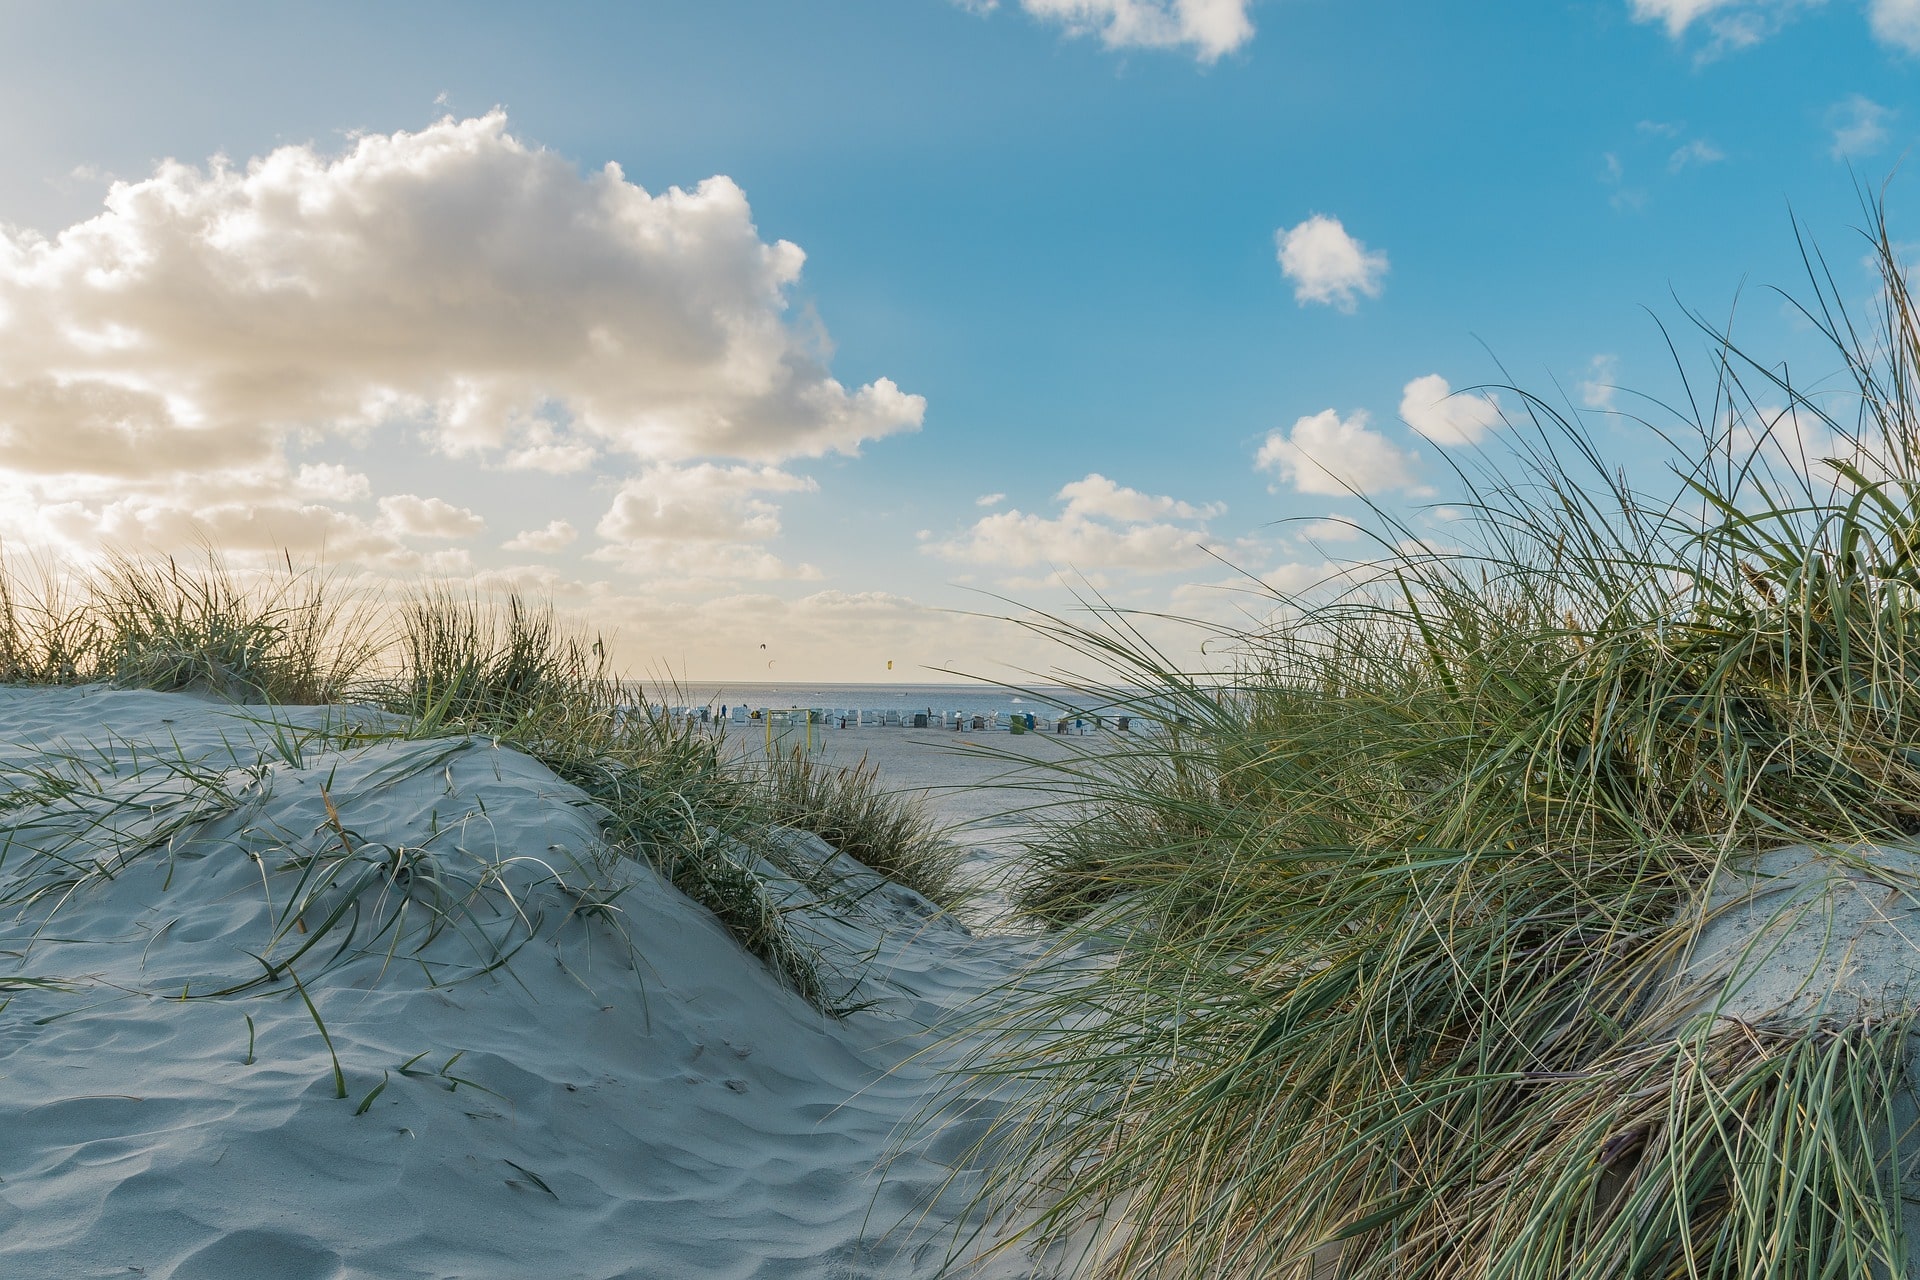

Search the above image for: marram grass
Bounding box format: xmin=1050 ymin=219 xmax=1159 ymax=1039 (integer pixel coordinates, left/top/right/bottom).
xmin=952 ymin=204 xmax=1920 ymax=1277
xmin=0 ymin=566 xmax=966 ymax=1010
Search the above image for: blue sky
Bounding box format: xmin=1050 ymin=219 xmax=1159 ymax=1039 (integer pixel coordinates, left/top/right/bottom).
xmin=0 ymin=0 xmax=1914 ymax=682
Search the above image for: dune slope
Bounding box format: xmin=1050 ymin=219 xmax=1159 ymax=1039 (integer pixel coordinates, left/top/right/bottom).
xmin=0 ymin=687 xmax=1053 ymax=1280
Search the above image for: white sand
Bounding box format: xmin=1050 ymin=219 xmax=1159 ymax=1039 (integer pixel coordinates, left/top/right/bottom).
xmin=0 ymin=687 xmax=1074 ymax=1279
xmin=1670 ymin=843 xmax=1920 ymax=1025
xmin=1662 ymin=842 xmax=1920 ymax=1272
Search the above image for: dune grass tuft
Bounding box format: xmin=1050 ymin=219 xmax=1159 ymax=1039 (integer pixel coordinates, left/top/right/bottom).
xmin=957 ymin=203 xmax=1920 ymax=1277
xmin=759 ymin=748 xmax=967 ymax=906
xmin=0 ymin=549 xmax=375 ymax=701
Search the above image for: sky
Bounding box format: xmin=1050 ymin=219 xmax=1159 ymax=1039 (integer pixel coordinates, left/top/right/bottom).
xmin=0 ymin=0 xmax=1915 ymax=684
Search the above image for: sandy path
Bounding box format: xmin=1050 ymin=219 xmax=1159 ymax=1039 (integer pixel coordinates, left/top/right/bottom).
xmin=733 ymin=723 xmax=1109 ymax=931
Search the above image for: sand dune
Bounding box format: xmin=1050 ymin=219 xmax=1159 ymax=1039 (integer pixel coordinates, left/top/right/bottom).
xmin=0 ymin=687 xmax=1066 ymax=1279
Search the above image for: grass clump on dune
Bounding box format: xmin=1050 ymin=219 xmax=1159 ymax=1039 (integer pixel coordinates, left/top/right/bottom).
xmin=760 ymin=748 xmax=966 ymax=906
xmin=963 ymin=206 xmax=1920 ymax=1278
xmin=0 ymin=550 xmax=374 ymax=702
xmin=0 ymin=567 xmax=961 ymax=1010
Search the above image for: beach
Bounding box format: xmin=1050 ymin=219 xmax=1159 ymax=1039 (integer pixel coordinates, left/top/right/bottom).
xmin=727 ymin=714 xmax=1114 ymax=931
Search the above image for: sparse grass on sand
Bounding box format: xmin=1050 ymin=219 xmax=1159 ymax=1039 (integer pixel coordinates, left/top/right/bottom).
xmin=947 ymin=204 xmax=1920 ymax=1278
xmin=0 ymin=564 xmax=966 ymax=1011
xmin=757 ymin=747 xmax=967 ymax=907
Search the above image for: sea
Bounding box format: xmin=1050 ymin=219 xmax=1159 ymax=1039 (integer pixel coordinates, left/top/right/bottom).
xmin=664 ymin=681 xmax=1115 ymax=724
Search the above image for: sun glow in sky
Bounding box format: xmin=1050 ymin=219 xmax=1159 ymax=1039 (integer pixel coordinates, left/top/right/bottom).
xmin=0 ymin=0 xmax=1914 ymax=682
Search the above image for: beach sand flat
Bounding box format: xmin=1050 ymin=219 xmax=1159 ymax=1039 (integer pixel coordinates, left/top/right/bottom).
xmin=0 ymin=687 xmax=1073 ymax=1280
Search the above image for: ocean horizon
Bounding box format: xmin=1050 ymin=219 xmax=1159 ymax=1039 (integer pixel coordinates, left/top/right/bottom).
xmin=660 ymin=680 xmax=1110 ymax=722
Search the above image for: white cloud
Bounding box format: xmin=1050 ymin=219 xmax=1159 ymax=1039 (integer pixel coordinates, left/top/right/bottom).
xmin=590 ymin=463 xmax=819 ymax=583
xmin=975 ymin=491 xmax=1007 ymax=507
xmin=1057 ymin=472 xmax=1223 ymax=521
xmin=1275 ymin=215 xmax=1388 ymax=312
xmin=0 ymin=467 xmax=467 ymax=572
xmin=294 ymin=462 xmax=371 ymax=502
xmin=499 ymin=421 xmax=598 ymax=473
xmin=1667 ymin=138 xmax=1727 ymax=171
xmin=1829 ymin=95 xmax=1894 ymax=158
xmin=1398 ymin=374 xmax=1504 ymax=447
xmin=0 ymin=111 xmax=923 ymax=468
xmin=1624 ymin=1 xmax=1920 ymax=55
xmin=1628 ymin=0 xmax=1754 ymax=36
xmin=1724 ymin=403 xmax=1860 ymax=483
xmin=595 ymin=463 xmax=815 ymax=543
xmin=378 ymin=494 xmax=484 ymax=539
xmin=973 ymin=0 xmax=1256 ymax=61
xmin=0 ymin=112 xmax=922 ymax=569
xmin=1255 ymin=409 xmax=1423 ymax=497
xmin=502 ymin=520 xmax=579 ymax=553
xmin=1870 ymin=0 xmax=1920 ymax=50
xmin=1299 ymin=516 xmax=1364 ymax=543
xmin=927 ymin=472 xmax=1221 ymax=573
xmin=1581 ymin=355 xmax=1621 ymax=411
xmin=1601 ymin=152 xmax=1647 ymax=212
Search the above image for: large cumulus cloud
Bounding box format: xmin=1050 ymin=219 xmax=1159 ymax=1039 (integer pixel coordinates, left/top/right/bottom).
xmin=0 ymin=112 xmax=922 ymax=569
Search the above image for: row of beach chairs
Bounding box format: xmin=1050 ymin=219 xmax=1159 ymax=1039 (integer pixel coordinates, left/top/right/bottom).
xmin=647 ymin=706 xmax=1133 ymax=734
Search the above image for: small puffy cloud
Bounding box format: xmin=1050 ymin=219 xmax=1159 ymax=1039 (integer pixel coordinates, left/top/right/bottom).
xmin=1667 ymin=138 xmax=1727 ymax=171
xmin=1276 ymin=215 xmax=1388 ymax=312
xmin=1581 ymin=355 xmax=1621 ymax=411
xmin=378 ymin=494 xmax=485 ymax=539
xmin=502 ymin=519 xmax=578 ymax=553
xmin=1604 ymin=122 xmax=1724 ymax=207
xmin=1299 ymin=516 xmax=1364 ymax=543
xmin=1724 ymin=403 xmax=1858 ymax=483
xmin=975 ymin=491 xmax=1007 ymax=507
xmin=1626 ymin=1 xmax=1920 ymax=55
xmin=1628 ymin=0 xmax=1751 ymax=37
xmin=1829 ymin=95 xmax=1894 ymax=158
xmin=1399 ymin=374 xmax=1504 ymax=447
xmin=1256 ymin=409 xmax=1423 ymax=497
xmin=1601 ymin=152 xmax=1647 ymax=212
xmin=927 ymin=472 xmax=1221 ymax=574
xmin=1870 ymin=0 xmax=1920 ymax=50
xmin=293 ymin=463 xmax=371 ymax=502
xmin=498 ymin=421 xmax=598 ymax=473
xmin=970 ymin=0 xmax=1256 ymax=61
xmin=591 ymin=462 xmax=818 ymax=583
xmin=1057 ymin=472 xmax=1223 ymax=521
